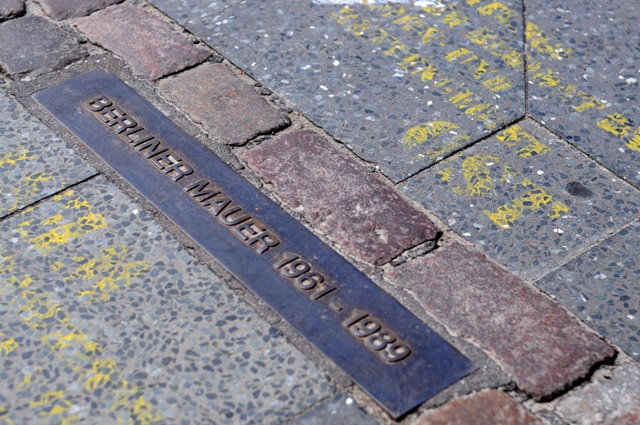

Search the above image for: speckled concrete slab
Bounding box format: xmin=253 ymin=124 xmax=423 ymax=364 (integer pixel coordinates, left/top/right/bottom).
xmin=288 ymin=393 xmax=378 ymax=425
xmin=526 ymin=0 xmax=640 ymax=188
xmin=403 ymin=118 xmax=640 ymax=280
xmin=536 ymin=221 xmax=640 ymax=361
xmin=152 ymin=0 xmax=240 ymax=26
xmin=0 ymin=177 xmax=332 ymax=425
xmin=150 ymin=0 xmax=525 ymax=182
xmin=0 ymin=90 xmax=96 ymax=218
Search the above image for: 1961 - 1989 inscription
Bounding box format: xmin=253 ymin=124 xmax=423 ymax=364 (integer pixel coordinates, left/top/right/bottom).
xmin=34 ymin=69 xmax=476 ymax=418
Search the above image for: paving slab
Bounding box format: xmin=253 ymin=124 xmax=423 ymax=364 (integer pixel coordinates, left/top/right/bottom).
xmin=150 ymin=0 xmax=525 ymax=182
xmin=0 ymin=15 xmax=88 ymax=78
xmin=0 ymin=176 xmax=333 ymax=425
xmin=403 ymin=118 xmax=640 ymax=280
xmin=536 ymin=221 xmax=640 ymax=361
xmin=386 ymin=242 xmax=615 ymax=400
xmin=0 ymin=0 xmax=24 ymax=22
xmin=0 ymin=90 xmax=96 ymax=218
xmin=38 ymin=0 xmax=123 ymax=21
xmin=158 ymin=62 xmax=291 ymax=145
xmin=288 ymin=393 xmax=378 ymax=425
xmin=415 ymin=390 xmax=544 ymax=425
xmin=244 ymin=129 xmax=439 ymax=265
xmin=75 ymin=4 xmax=211 ymax=81
xmin=151 ymin=0 xmax=239 ymax=26
xmin=555 ymin=363 xmax=640 ymax=425
xmin=526 ymin=0 xmax=640 ymax=189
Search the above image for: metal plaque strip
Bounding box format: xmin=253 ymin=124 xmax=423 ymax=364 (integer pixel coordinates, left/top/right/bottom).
xmin=34 ymin=69 xmax=476 ymax=418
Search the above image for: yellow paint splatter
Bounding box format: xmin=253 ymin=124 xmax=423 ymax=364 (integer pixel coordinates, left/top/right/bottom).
xmin=597 ymin=113 xmax=640 ymax=152
xmin=404 ymin=121 xmax=460 ymax=148
xmin=497 ymin=125 xmax=551 ymax=157
xmin=451 ymin=154 xmax=502 ymax=196
xmin=477 ymin=2 xmax=519 ymax=26
xmin=526 ymin=22 xmax=572 ymax=60
xmin=442 ymin=11 xmax=468 ymax=27
xmin=549 ymin=202 xmax=569 ymax=218
xmin=0 ymin=338 xmax=18 ymax=356
xmin=30 ymin=212 xmax=107 ymax=252
xmin=84 ymin=358 xmax=119 ymax=391
xmin=484 ymin=187 xmax=554 ymax=228
xmin=436 ymin=168 xmax=453 ymax=182
xmin=0 ymin=148 xmax=34 ymax=168
xmin=482 ymin=74 xmax=512 ymax=92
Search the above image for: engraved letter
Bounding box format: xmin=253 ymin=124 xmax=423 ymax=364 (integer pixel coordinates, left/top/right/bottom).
xmin=163 ymin=162 xmax=194 ymax=182
xmin=219 ymin=205 xmax=250 ymax=226
xmin=85 ymin=96 xmax=112 ymax=112
xmin=184 ymin=179 xmax=220 ymax=202
xmin=247 ymin=231 xmax=280 ymax=254
xmin=99 ymin=106 xmax=126 ymax=124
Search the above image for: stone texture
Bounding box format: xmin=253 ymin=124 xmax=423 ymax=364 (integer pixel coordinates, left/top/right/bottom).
xmin=556 ymin=363 xmax=640 ymax=425
xmin=39 ymin=0 xmax=123 ymax=20
xmin=403 ymin=118 xmax=640 ymax=281
xmin=244 ymin=130 xmax=439 ymax=265
xmin=537 ymin=221 xmax=640 ymax=361
xmin=0 ymin=90 xmax=96 ymax=218
xmin=0 ymin=15 xmax=87 ymax=77
xmin=157 ymin=62 xmax=291 ymax=145
xmin=289 ymin=393 xmax=377 ymax=425
xmin=386 ymin=242 xmax=615 ymax=399
xmin=75 ymin=4 xmax=210 ymax=80
xmin=0 ymin=0 xmax=24 ymax=22
xmin=151 ymin=0 xmax=525 ymax=182
xmin=0 ymin=176 xmax=333 ymax=424
xmin=415 ymin=390 xmax=544 ymax=425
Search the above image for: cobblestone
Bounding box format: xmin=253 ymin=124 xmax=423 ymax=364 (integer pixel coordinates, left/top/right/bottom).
xmin=0 ymin=176 xmax=333 ymax=424
xmin=0 ymin=0 xmax=24 ymax=22
xmin=386 ymin=242 xmax=615 ymax=399
xmin=0 ymin=15 xmax=87 ymax=78
xmin=158 ymin=62 xmax=291 ymax=145
xmin=555 ymin=363 xmax=640 ymax=425
xmin=75 ymin=4 xmax=210 ymax=80
xmin=244 ymin=129 xmax=439 ymax=265
xmin=38 ymin=0 xmax=123 ymax=20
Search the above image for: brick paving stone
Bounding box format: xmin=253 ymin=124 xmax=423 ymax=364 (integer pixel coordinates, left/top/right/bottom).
xmin=158 ymin=62 xmax=291 ymax=145
xmin=288 ymin=393 xmax=378 ymax=425
xmin=403 ymin=118 xmax=640 ymax=280
xmin=527 ymin=0 xmax=640 ymax=189
xmin=244 ymin=129 xmax=439 ymax=265
xmin=0 ymin=15 xmax=87 ymax=78
xmin=0 ymin=90 xmax=96 ymax=218
xmin=0 ymin=0 xmax=24 ymax=22
xmin=555 ymin=363 xmax=640 ymax=425
xmin=0 ymin=176 xmax=333 ymax=424
xmin=415 ymin=390 xmax=544 ymax=425
xmin=151 ymin=0 xmax=525 ymax=182
xmin=75 ymin=4 xmax=210 ymax=81
xmin=537 ymin=221 xmax=640 ymax=361
xmin=386 ymin=242 xmax=615 ymax=399
xmin=38 ymin=0 xmax=123 ymax=20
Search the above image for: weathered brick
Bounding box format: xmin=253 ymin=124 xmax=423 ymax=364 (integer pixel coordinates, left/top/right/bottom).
xmin=0 ymin=16 xmax=87 ymax=77
xmin=416 ymin=391 xmax=544 ymax=425
xmin=386 ymin=242 xmax=615 ymax=399
xmin=0 ymin=0 xmax=24 ymax=22
xmin=243 ymin=130 xmax=439 ymax=265
xmin=158 ymin=62 xmax=291 ymax=145
xmin=556 ymin=363 xmax=640 ymax=425
xmin=39 ymin=0 xmax=122 ymax=20
xmin=75 ymin=5 xmax=210 ymax=80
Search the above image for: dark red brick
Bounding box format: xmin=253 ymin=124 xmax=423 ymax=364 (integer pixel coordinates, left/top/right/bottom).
xmin=39 ymin=0 xmax=122 ymax=20
xmin=75 ymin=5 xmax=210 ymax=80
xmin=243 ymin=130 xmax=439 ymax=265
xmin=386 ymin=242 xmax=615 ymax=399
xmin=416 ymin=391 xmax=544 ymax=425
xmin=158 ymin=62 xmax=291 ymax=145
xmin=0 ymin=0 xmax=24 ymax=22
xmin=0 ymin=15 xmax=87 ymax=78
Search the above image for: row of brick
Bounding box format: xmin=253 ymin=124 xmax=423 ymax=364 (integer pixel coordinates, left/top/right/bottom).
xmin=0 ymin=1 xmax=625 ymax=423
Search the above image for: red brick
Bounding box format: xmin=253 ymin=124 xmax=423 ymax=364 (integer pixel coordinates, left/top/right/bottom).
xmin=157 ymin=62 xmax=291 ymax=145
xmin=416 ymin=391 xmax=544 ymax=425
xmin=243 ymin=130 xmax=439 ymax=265
xmin=386 ymin=242 xmax=614 ymax=399
xmin=39 ymin=0 xmax=122 ymax=20
xmin=75 ymin=5 xmax=210 ymax=80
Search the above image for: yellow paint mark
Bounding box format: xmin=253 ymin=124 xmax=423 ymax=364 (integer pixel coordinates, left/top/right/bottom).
xmin=132 ymin=396 xmax=162 ymax=425
xmin=17 ymin=367 xmax=43 ymax=391
xmin=467 ymin=0 xmax=483 ymax=4
xmin=378 ymin=4 xmax=405 ymax=19
xmin=477 ymin=2 xmax=519 ymax=25
xmin=44 ymin=214 xmax=64 ymax=226
xmin=3 ymin=172 xmax=54 ymax=212
xmin=474 ymin=60 xmax=490 ymax=79
xmin=450 ymin=89 xmax=475 ymax=106
xmin=482 ymin=74 xmax=512 ymax=92
xmin=437 ymin=168 xmax=453 ymax=182
xmin=15 ymin=218 xmax=34 ymax=238
xmin=397 ymin=54 xmax=438 ymax=81
xmin=0 ymin=148 xmax=34 ymax=168
xmin=497 ymin=125 xmax=551 ymax=157
xmin=382 ymin=41 xmax=406 ymax=56
xmin=404 ymin=121 xmax=460 ymax=148
xmin=532 ymin=68 xmax=560 ymax=87
xmin=0 ymin=338 xmax=18 ymax=356
xmin=418 ymin=134 xmax=471 ymax=163
xmin=597 ymin=114 xmax=640 ymax=152
xmin=446 ymin=48 xmax=474 ymax=63
xmin=549 ymin=202 xmax=569 ymax=218
xmin=422 ymin=6 xmax=444 ymax=16
xmin=29 ymin=391 xmax=65 ymax=408
xmin=392 ymin=14 xmax=424 ymax=32
xmin=84 ymin=358 xmax=118 ymax=391
xmin=51 ymin=261 xmax=64 ymax=271
xmin=442 ymin=11 xmax=468 ymax=27
xmin=451 ymin=154 xmax=502 ymax=196
xmin=421 ymin=27 xmax=442 ymax=44
xmin=484 ymin=186 xmax=554 ymax=228
xmin=332 ymin=7 xmax=359 ymax=25
xmin=466 ymin=27 xmax=522 ymax=69
xmin=526 ymin=22 xmax=571 ymax=60
xmin=347 ymin=19 xmax=371 ymax=34
xmin=30 ymin=212 xmax=107 ymax=252
xmin=574 ymin=98 xmax=605 ymax=113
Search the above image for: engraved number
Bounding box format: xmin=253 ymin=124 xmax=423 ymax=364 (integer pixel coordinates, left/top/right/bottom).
xmin=282 ymin=260 xmax=311 ymax=278
xmin=342 ymin=310 xmax=412 ymax=363
xmin=296 ymin=272 xmax=324 ymax=290
xmin=274 ymin=253 xmax=336 ymax=301
xmin=366 ymin=330 xmax=397 ymax=351
xmin=351 ymin=318 xmax=381 ymax=337
xmin=381 ymin=342 xmax=411 ymax=363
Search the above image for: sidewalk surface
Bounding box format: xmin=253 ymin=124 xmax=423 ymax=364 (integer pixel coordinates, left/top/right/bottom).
xmin=0 ymin=0 xmax=639 ymax=424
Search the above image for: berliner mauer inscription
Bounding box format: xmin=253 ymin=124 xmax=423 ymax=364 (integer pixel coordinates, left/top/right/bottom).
xmin=34 ymin=69 xmax=476 ymax=418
